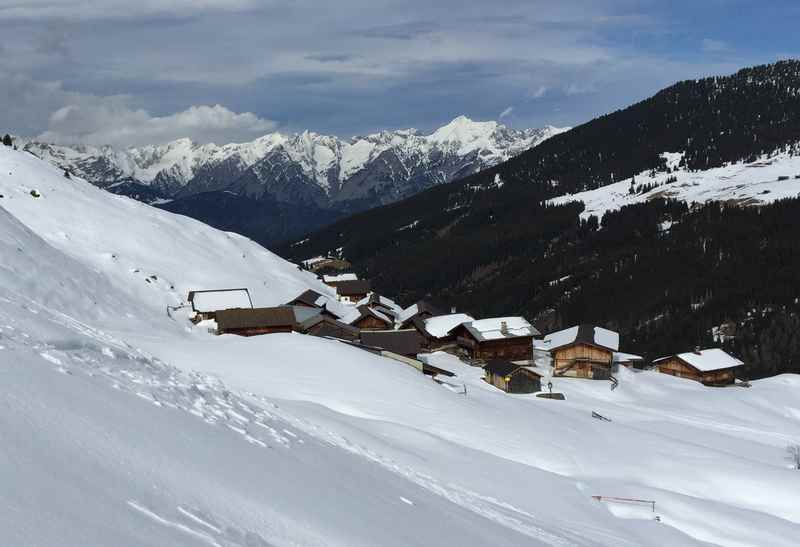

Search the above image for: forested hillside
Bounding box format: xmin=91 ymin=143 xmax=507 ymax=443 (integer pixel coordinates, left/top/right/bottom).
xmin=284 ymin=61 xmax=800 ymax=379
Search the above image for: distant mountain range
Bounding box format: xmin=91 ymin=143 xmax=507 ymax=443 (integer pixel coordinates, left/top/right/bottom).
xmin=21 ymin=117 xmax=567 ymax=244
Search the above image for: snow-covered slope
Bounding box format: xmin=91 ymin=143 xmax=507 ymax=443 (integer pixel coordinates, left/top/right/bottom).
xmin=549 ymin=149 xmax=800 ymax=219
xmin=22 ymin=117 xmax=567 ymax=207
xmin=1 ymin=146 xmax=799 ymax=546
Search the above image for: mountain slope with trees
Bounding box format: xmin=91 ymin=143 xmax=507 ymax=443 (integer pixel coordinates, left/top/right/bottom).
xmin=284 ymin=60 xmax=800 ymax=378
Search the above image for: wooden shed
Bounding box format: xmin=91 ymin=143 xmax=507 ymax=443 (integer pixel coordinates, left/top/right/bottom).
xmin=335 ymin=280 xmax=372 ymax=304
xmin=544 ymin=324 xmax=619 ymax=380
xmin=483 ymin=360 xmax=542 ymax=394
xmin=187 ymin=288 xmax=253 ymax=321
xmin=653 ymin=348 xmax=743 ymax=386
xmin=451 ymin=317 xmax=539 ymax=361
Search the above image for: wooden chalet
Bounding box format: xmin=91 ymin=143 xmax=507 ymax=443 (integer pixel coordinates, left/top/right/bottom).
xmin=451 ymin=317 xmax=540 ymax=361
xmin=483 ymin=360 xmax=542 ymax=394
xmin=544 ymin=324 xmax=619 ymax=380
xmin=296 ymin=315 xmax=360 ymax=341
xmin=396 ymin=300 xmax=447 ymax=329
xmin=346 ymin=305 xmax=393 ymax=330
xmin=215 ymin=305 xmax=319 ymax=336
xmin=409 ymin=313 xmax=475 ymax=352
xmin=188 ymin=288 xmax=253 ymax=321
xmin=653 ymin=348 xmax=743 ymax=386
xmin=335 ymin=280 xmax=372 ymax=304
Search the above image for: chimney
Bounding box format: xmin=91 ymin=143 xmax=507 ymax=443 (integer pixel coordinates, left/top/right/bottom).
xmin=693 ymin=346 xmax=702 ymax=354
xmin=451 ymin=306 xmax=457 ymax=314
xmin=500 ymin=321 xmax=509 ymax=335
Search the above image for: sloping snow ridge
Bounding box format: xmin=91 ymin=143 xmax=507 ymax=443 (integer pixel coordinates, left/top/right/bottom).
xmin=548 ymin=149 xmax=800 ymax=219
xmin=1 ymin=145 xmax=799 ymax=546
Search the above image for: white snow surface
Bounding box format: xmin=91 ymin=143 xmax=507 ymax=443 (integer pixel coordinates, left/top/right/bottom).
xmin=323 ymin=273 xmax=358 ymax=283
xmin=548 ymin=149 xmax=800 ymax=219
xmin=1 ymin=146 xmax=799 ymax=546
xmin=423 ymin=313 xmax=475 ymax=338
xmin=658 ymin=348 xmax=745 ymax=372
xmin=190 ymin=289 xmax=253 ymax=313
xmin=463 ymin=316 xmax=537 ymax=340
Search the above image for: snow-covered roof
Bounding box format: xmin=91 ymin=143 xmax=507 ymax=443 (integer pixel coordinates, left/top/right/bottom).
xmin=613 ymin=351 xmax=644 ymax=363
xmin=656 ymin=348 xmax=744 ymax=372
xmin=397 ymin=303 xmax=420 ymax=324
xmin=189 ymin=288 xmax=253 ymax=313
xmin=423 ymin=313 xmax=475 ymax=338
xmin=323 ymin=273 xmax=358 ymax=283
xmin=543 ymin=325 xmax=619 ymax=351
xmin=356 ymin=293 xmax=403 ymax=316
xmin=461 ymin=317 xmax=539 ymax=342
xmin=344 ymin=306 xmax=393 ymax=327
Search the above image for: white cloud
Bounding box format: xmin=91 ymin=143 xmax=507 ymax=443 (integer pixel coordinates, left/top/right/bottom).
xmin=498 ymin=106 xmax=514 ymax=119
xmin=528 ymin=86 xmax=548 ymax=99
xmin=37 ymin=101 xmax=277 ymax=147
xmin=0 ymin=0 xmax=259 ymax=19
xmin=702 ymin=38 xmax=730 ymax=53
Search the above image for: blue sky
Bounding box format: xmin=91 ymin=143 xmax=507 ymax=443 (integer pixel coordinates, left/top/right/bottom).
xmin=0 ymin=0 xmax=797 ymax=146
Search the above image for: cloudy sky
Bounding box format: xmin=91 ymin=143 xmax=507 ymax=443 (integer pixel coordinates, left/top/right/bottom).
xmin=1 ymin=0 xmax=797 ymax=147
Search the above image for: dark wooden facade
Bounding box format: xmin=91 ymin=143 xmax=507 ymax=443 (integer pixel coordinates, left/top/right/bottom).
xmin=298 ymin=316 xmax=360 ymax=341
xmin=656 ymin=357 xmax=737 ymax=386
xmin=552 ymin=342 xmax=613 ymax=379
xmin=452 ymin=326 xmax=533 ymax=361
xmin=352 ymin=314 xmax=391 ymax=330
xmin=215 ymin=307 xmax=297 ymax=337
xmin=484 ymin=361 xmax=542 ymax=393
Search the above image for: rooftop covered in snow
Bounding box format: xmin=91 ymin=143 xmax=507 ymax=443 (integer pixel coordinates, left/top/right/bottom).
xmin=188 ymin=288 xmax=253 ymax=313
xmin=458 ymin=317 xmax=540 ymax=342
xmin=543 ymin=324 xmax=619 ymax=352
xmin=654 ymin=348 xmax=744 ymax=372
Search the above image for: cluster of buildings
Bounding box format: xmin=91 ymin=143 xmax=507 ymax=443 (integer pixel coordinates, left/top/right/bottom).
xmin=187 ymin=272 xmax=746 ymax=394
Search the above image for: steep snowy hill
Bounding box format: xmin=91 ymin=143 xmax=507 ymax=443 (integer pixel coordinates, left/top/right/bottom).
xmin=1 ymin=145 xmax=799 ymax=546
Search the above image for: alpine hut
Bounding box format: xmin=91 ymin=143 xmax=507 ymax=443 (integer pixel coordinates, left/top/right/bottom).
xmin=335 ymin=280 xmax=372 ymax=304
xmin=653 ymin=348 xmax=743 ymax=386
xmin=544 ymin=324 xmax=619 ymax=379
xmin=451 ymin=317 xmax=540 ymax=361
xmin=483 ymin=360 xmax=542 ymax=394
xmin=215 ymin=305 xmax=319 ymax=336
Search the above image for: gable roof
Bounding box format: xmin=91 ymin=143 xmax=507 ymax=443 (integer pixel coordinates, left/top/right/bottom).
xmin=188 ymin=288 xmax=253 ymax=313
xmin=460 ymin=317 xmax=539 ymax=342
xmin=356 ymin=293 xmax=403 ymax=317
xmin=397 ymin=300 xmax=447 ymax=325
xmin=422 ymin=313 xmax=476 ymax=338
xmin=483 ymin=360 xmax=542 ymax=377
xmin=543 ymin=324 xmax=619 ymax=352
xmin=345 ymin=305 xmax=393 ymax=327
xmin=216 ymin=306 xmax=301 ymax=331
xmin=360 ymin=329 xmax=424 ymax=357
xmin=297 ymin=315 xmax=361 ymax=340
xmin=289 ymin=289 xmax=327 ymax=308
xmin=336 ymin=279 xmax=372 ymax=296
xmin=655 ymin=348 xmax=744 ymax=372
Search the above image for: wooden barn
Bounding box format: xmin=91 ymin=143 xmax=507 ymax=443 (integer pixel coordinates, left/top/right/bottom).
xmin=345 ymin=305 xmax=393 ymax=330
xmin=296 ymin=315 xmax=360 ymax=341
xmin=215 ymin=306 xmax=319 ymax=336
xmin=188 ymin=288 xmax=253 ymax=321
xmin=544 ymin=324 xmax=619 ymax=380
xmin=653 ymin=348 xmax=743 ymax=386
xmin=286 ymin=289 xmax=340 ymax=319
xmin=483 ymin=360 xmax=542 ymax=394
xmin=335 ymin=280 xmax=372 ymax=303
xmin=451 ymin=317 xmax=539 ymax=361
